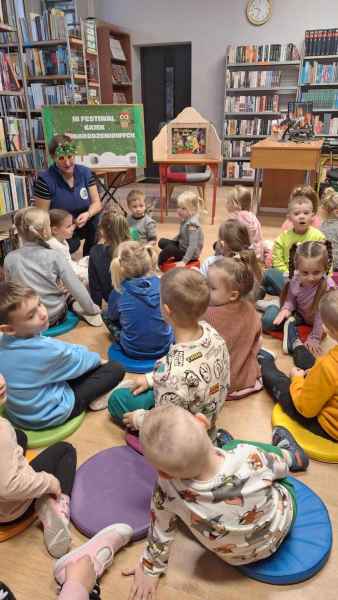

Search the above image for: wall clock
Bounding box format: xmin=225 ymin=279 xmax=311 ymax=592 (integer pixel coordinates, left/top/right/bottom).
xmin=246 ymin=0 xmax=272 ymax=26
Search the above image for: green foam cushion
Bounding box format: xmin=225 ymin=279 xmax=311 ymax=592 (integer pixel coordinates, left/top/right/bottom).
xmin=42 ymin=311 xmax=80 ymax=337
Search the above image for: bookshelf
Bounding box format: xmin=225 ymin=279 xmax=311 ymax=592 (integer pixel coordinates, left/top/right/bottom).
xmin=299 ymin=28 xmax=338 ymax=138
xmin=223 ymin=44 xmax=300 ymax=184
xmin=97 ymin=21 xmax=133 ymax=105
xmin=84 ymin=18 xmax=101 ymax=105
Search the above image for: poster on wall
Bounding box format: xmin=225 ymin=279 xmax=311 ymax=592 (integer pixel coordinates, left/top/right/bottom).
xmin=42 ymin=104 xmax=146 ymax=168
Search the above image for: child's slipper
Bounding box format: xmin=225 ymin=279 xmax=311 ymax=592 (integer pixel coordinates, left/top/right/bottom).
xmin=272 ymin=426 xmax=309 ymax=472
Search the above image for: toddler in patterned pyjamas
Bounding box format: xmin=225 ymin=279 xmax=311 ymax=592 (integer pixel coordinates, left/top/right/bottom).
xmin=127 ymin=405 xmax=309 ymax=600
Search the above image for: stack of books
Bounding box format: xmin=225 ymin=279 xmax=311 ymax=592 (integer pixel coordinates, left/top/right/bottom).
xmin=0 ymin=52 xmax=21 ymax=91
xmin=0 ymin=172 xmax=27 ymax=214
xmin=305 ymin=29 xmax=338 ymax=57
xmin=227 ymin=44 xmax=300 ymax=64
xmin=227 ymin=70 xmax=282 ymax=88
xmin=70 ymin=48 xmax=85 ymax=77
xmin=113 ymin=92 xmax=127 ymax=103
xmin=223 ymin=139 xmax=253 ymax=158
xmin=112 ymin=64 xmax=130 ymax=84
xmin=28 ymin=82 xmax=73 ymax=108
xmin=0 ymin=0 xmax=16 ymax=27
xmin=19 ymin=9 xmax=67 ymax=43
xmin=225 ymin=161 xmax=255 ymax=180
xmin=24 ymin=47 xmax=68 ymax=77
xmin=301 ymin=61 xmax=338 ymax=85
xmin=301 ymin=89 xmax=338 ymax=109
xmin=225 ymin=118 xmax=277 ymax=136
xmin=225 ymin=95 xmax=279 ymax=113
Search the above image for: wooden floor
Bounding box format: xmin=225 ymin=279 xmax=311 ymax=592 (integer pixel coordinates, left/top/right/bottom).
xmin=1 ymin=184 xmax=337 ymax=599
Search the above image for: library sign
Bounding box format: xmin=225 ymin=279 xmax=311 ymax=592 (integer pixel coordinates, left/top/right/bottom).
xmin=42 ymin=104 xmax=146 ymax=168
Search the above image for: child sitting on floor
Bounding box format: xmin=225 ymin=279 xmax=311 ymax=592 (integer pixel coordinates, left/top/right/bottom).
xmin=88 ymin=211 xmax=130 ymax=308
xmin=0 ymin=281 xmax=124 ymax=429
xmin=4 ymin=208 xmax=101 ymax=327
xmin=48 ymin=209 xmax=89 ymax=287
xmin=262 ymin=241 xmax=335 ymax=370
xmin=158 ymin=191 xmax=204 ymax=266
xmin=319 ymin=187 xmax=338 ymax=285
xmin=0 ymin=373 xmax=77 ymax=558
xmin=263 ymin=191 xmax=325 ymax=296
xmin=127 ymin=405 xmax=308 ymax=599
xmin=281 ymin=185 xmax=321 ymax=231
xmin=225 ymin=185 xmax=264 ymax=261
xmin=259 ymin=289 xmax=338 ymax=441
xmin=126 ymin=189 xmax=157 ymax=244
xmin=104 ymin=241 xmax=173 ymax=359
xmin=204 ymin=255 xmax=262 ymax=399
xmin=108 ymin=268 xmax=229 ymax=441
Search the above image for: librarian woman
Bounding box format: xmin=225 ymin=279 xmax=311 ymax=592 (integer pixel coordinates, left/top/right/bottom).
xmin=33 ymin=134 xmax=102 ymax=255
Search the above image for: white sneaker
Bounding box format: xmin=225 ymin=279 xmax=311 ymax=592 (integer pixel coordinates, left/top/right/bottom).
xmin=256 ymin=298 xmax=280 ymax=313
xmin=89 ymin=394 xmax=109 ymax=411
xmin=72 ymin=301 xmax=103 ymax=327
xmin=35 ymin=494 xmax=71 ymax=558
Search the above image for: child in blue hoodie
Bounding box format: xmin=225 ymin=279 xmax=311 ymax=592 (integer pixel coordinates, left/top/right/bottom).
xmin=0 ymin=281 xmax=124 ymax=430
xmin=105 ymin=241 xmax=173 ymax=359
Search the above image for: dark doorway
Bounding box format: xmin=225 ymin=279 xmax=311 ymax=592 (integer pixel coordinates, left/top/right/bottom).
xmin=140 ymin=43 xmax=191 ymax=180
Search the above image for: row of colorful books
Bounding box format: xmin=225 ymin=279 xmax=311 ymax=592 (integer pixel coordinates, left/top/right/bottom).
xmin=300 ymin=61 xmax=338 ymax=85
xmin=227 ymin=44 xmax=300 ymax=65
xmin=0 ymin=148 xmax=45 ymax=170
xmin=27 ymin=82 xmax=73 ymax=109
xmin=112 ymin=64 xmax=131 ymax=85
xmin=225 ymin=161 xmax=255 ymax=180
xmin=24 ymin=47 xmax=69 ymax=77
xmin=225 ymin=118 xmax=277 ymax=137
xmin=0 ymin=0 xmax=15 ymax=27
xmin=0 ymin=117 xmax=30 ymax=153
xmin=300 ymin=89 xmax=338 ymax=109
xmin=0 ymin=51 xmax=20 ymax=91
xmin=0 ymin=172 xmax=27 ymax=215
xmin=314 ymin=114 xmax=338 ymax=135
xmin=113 ymin=92 xmax=128 ymax=103
xmin=226 ymin=70 xmax=282 ymax=89
xmin=305 ymin=29 xmax=338 ymax=57
xmin=19 ymin=9 xmax=67 ymax=43
xmin=223 ymin=139 xmax=253 ymax=159
xmin=225 ymin=95 xmax=280 ymax=113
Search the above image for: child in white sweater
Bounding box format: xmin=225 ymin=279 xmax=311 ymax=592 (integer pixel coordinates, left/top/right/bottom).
xmin=48 ymin=209 xmax=89 ymax=287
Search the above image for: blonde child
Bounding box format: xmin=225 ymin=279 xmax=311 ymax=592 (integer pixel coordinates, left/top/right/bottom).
xmin=108 ymin=268 xmax=229 ymax=442
xmin=263 ymin=191 xmax=325 ymax=296
xmin=204 ymin=255 xmax=262 ymax=399
xmin=262 ymin=240 xmax=335 ymax=369
xmin=4 ymin=207 xmax=101 ymax=327
xmin=88 ymin=211 xmax=130 ymax=307
xmin=0 ymin=373 xmax=77 ymax=559
xmin=158 ymin=190 xmax=204 ymax=266
xmin=48 ymin=209 xmax=89 ymax=287
xmin=281 ymin=185 xmax=321 ymax=231
xmin=105 ymin=241 xmax=173 ymax=359
xmin=126 ymin=189 xmax=157 ymax=243
xmin=320 ymin=187 xmax=338 ymax=284
xmin=259 ymin=289 xmax=338 ymax=441
xmin=225 ymin=185 xmax=264 ymax=261
xmin=127 ymin=405 xmax=308 ymax=599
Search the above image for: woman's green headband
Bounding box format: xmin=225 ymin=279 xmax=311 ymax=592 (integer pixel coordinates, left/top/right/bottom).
xmin=54 ymin=142 xmax=77 ymax=158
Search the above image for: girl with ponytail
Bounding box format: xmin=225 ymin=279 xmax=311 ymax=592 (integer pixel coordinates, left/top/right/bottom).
xmin=4 ymin=207 xmax=101 ymax=326
xmin=105 ymin=241 xmax=173 ymax=359
xmin=262 ymin=240 xmax=335 ymax=369
xmin=204 ymin=254 xmax=262 ymax=399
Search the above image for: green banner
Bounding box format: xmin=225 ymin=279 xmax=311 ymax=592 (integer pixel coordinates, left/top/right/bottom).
xmin=42 ymin=104 xmax=146 ymax=168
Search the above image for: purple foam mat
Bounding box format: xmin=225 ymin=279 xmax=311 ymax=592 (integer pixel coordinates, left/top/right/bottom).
xmin=70 ymin=445 xmax=157 ymax=541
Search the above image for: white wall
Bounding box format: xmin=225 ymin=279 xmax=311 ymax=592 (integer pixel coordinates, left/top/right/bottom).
xmin=91 ymin=0 xmax=338 ymax=136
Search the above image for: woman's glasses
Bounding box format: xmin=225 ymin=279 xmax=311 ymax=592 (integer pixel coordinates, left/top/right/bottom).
xmin=57 ymin=154 xmax=74 ymax=162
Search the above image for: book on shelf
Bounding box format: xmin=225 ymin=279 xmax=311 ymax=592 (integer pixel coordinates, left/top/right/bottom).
xmin=225 ymin=117 xmax=279 ymax=136
xmin=0 ymin=0 xmax=16 ymax=27
xmin=28 ymin=82 xmax=73 ymax=108
xmin=0 ymin=116 xmax=30 ymax=152
xmin=112 ymin=64 xmax=130 ymax=84
xmin=225 ymin=161 xmax=255 ymax=180
xmin=24 ymin=46 xmax=69 ymax=77
xmin=301 ymin=89 xmax=338 ymax=109
xmin=110 ymin=37 xmax=126 ymax=61
xmin=305 ymin=29 xmax=338 ymax=57
xmin=227 ymin=44 xmax=300 ymax=64
xmin=0 ymin=118 xmax=6 ymax=152
xmin=0 ymin=172 xmax=27 ymax=213
xmin=88 ymin=87 xmax=99 ymax=105
xmin=225 ymin=94 xmax=279 ymax=113
xmin=70 ymin=48 xmax=85 ymax=76
xmin=0 ymin=148 xmax=45 ymax=170
xmin=85 ymin=20 xmax=97 ymax=52
xmin=19 ymin=9 xmax=67 ymax=43
xmin=223 ymin=139 xmax=253 ymax=159
xmin=113 ymin=92 xmax=127 ymax=103
xmin=301 ymin=61 xmax=338 ymax=85
xmin=0 ymin=52 xmax=21 ymax=91
xmin=227 ymin=70 xmax=282 ymax=88
xmin=86 ymin=58 xmax=99 ymax=81
xmin=0 ymin=93 xmax=26 ymax=112
xmin=313 ymin=113 xmax=338 ymax=135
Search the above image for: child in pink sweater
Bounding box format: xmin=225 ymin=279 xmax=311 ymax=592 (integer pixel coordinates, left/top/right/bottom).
xmin=0 ymin=373 xmax=76 ymax=559
xmin=225 ymin=185 xmax=264 ymax=261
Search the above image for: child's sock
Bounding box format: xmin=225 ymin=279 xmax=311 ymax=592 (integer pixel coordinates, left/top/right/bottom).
xmin=35 ymin=493 xmax=71 ymax=558
xmin=54 ymin=523 xmax=133 ymax=586
xmin=89 ymin=393 xmax=109 ymax=411
xmin=272 ymin=426 xmax=309 ymax=472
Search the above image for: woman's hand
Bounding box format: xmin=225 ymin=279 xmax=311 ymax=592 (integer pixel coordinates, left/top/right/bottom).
xmin=0 ymin=374 xmax=7 ymax=405
xmin=123 ymin=565 xmax=160 ymax=600
xmin=75 ymin=211 xmax=90 ymax=229
xmin=273 ymin=308 xmax=291 ymax=326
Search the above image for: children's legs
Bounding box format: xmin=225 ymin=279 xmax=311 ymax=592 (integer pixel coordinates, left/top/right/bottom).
xmin=262 ymin=268 xmax=286 ymax=296
xmin=108 ymin=388 xmax=155 ymax=423
xmin=158 ymin=239 xmax=185 ymax=265
xmin=30 ymin=442 xmax=77 ymax=496
xmin=15 ymin=429 xmax=28 ymax=454
xmin=262 ymin=304 xmax=282 ymax=332
xmin=67 ymin=361 xmax=125 ymax=419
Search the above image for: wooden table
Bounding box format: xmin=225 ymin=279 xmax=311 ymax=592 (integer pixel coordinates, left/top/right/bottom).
xmin=250 ymin=138 xmax=323 ymax=213
xmin=154 ymin=158 xmax=221 ymax=224
xmin=91 ymin=167 xmax=129 ymax=214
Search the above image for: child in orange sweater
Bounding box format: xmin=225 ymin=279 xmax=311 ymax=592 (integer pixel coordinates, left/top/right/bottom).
xmin=259 ymin=289 xmax=338 ymax=441
xmin=204 ymin=254 xmax=262 ymax=399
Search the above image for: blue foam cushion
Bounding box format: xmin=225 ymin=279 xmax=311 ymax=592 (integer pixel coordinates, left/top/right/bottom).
xmin=108 ymin=343 xmax=157 ymax=373
xmin=238 ymin=477 xmax=332 ymax=585
xmin=42 ymin=311 xmax=79 ymax=337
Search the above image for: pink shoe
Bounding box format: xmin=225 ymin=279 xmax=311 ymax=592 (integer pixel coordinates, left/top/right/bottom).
xmin=53 ymin=523 xmax=133 ymax=585
xmin=35 ymin=494 xmax=71 ymax=558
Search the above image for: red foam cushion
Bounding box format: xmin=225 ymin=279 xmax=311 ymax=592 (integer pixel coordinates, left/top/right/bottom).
xmin=160 ymin=259 xmax=201 ymax=273
xmin=267 ymin=324 xmax=311 ymax=343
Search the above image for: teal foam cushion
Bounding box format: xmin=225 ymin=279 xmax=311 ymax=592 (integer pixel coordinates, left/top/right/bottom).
xmin=42 ymin=311 xmax=79 ymax=337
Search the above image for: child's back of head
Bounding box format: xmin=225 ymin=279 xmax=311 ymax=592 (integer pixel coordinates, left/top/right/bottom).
xmin=15 ymin=207 xmax=51 ymax=249
xmin=218 ymin=219 xmax=262 ymax=282
xmin=319 ymin=289 xmax=338 ymax=340
xmin=99 ymin=210 xmax=130 ymax=256
xmin=320 ymin=187 xmax=338 ymax=219
xmin=209 ymin=255 xmax=254 ymax=304
xmin=160 ymin=267 xmax=210 ymax=326
xmin=226 ymin=185 xmax=252 ymax=213
xmin=111 ymin=240 xmax=158 ymax=291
